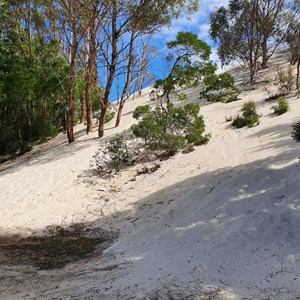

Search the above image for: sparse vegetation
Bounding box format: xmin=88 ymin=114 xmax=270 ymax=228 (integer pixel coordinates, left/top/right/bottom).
xmin=93 ymin=103 xmax=210 ymax=177
xmin=93 ymin=133 xmax=137 ymax=177
xmin=292 ymin=121 xmax=300 ymax=143
xmin=0 ymin=225 xmax=109 ymax=270
xmin=232 ymin=101 xmax=260 ymax=128
xmin=201 ymin=72 xmax=241 ymax=103
xmin=275 ymin=66 xmax=295 ymax=95
xmin=272 ymin=96 xmax=289 ymax=115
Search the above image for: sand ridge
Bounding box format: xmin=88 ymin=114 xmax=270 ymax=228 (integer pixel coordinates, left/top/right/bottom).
xmin=0 ymin=59 xmax=300 ymax=299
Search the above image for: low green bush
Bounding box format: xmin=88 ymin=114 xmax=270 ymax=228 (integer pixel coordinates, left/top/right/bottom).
xmin=232 ymin=101 xmax=259 ymax=128
xmin=93 ymin=133 xmax=136 ymax=176
xmin=105 ymin=111 xmax=115 ymax=123
xmin=131 ymin=103 xmax=210 ymax=156
xmin=292 ymin=121 xmax=300 ymax=143
xmin=201 ymin=72 xmax=241 ymax=103
xmin=275 ymin=66 xmax=295 ymax=95
xmin=272 ymin=97 xmax=289 ymax=115
xmin=93 ymin=103 xmax=211 ymax=177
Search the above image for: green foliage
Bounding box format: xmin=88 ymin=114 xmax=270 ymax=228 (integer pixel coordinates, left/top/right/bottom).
xmin=94 ymin=133 xmax=136 ymax=176
xmin=0 ymin=32 xmax=69 ymax=155
xmin=105 ymin=111 xmax=116 ymax=123
xmin=182 ymin=144 xmax=195 ymax=154
xmin=93 ymin=107 xmax=115 ymax=124
xmin=232 ymin=101 xmax=260 ymax=128
xmin=275 ymin=67 xmax=295 ymax=94
xmin=131 ymin=103 xmax=210 ymax=156
xmin=201 ymin=72 xmax=240 ymax=102
xmin=93 ymin=101 xmax=211 ymax=175
xmin=150 ymin=32 xmax=214 ymax=103
xmin=132 ymin=105 xmax=151 ymax=119
xmin=272 ymin=96 xmax=289 ymax=115
xmin=292 ymin=121 xmax=300 ymax=143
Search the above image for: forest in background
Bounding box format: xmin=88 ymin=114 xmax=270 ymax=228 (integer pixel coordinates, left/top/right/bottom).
xmin=1 ymin=0 xmax=300 ymax=157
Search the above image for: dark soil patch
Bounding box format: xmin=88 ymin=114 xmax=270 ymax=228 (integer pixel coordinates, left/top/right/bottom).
xmin=0 ymin=224 xmax=113 ymax=270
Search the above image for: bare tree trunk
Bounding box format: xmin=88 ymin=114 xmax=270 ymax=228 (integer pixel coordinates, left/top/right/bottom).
xmin=67 ymin=28 xmax=78 ymax=143
xmin=80 ymin=94 xmax=86 ymax=123
xmin=261 ymin=34 xmax=268 ymax=69
xmin=115 ymin=102 xmax=123 ymax=127
xmin=297 ymin=57 xmax=300 ymax=91
xmin=98 ymin=103 xmax=107 ymax=138
xmin=98 ymin=4 xmax=118 ymax=137
xmin=115 ymin=29 xmax=135 ymax=127
xmin=85 ymin=25 xmax=97 ymax=133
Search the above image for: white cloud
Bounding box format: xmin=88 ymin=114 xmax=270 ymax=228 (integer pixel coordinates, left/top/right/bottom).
xmin=154 ymin=0 xmax=229 ymax=42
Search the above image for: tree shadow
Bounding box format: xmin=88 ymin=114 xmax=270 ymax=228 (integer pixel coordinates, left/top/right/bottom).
xmin=1 ymin=139 xmax=299 ymax=299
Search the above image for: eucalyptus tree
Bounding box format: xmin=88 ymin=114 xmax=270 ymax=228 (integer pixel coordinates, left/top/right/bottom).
xmin=150 ymin=31 xmax=214 ymax=105
xmin=96 ymin=0 xmax=199 ymax=138
xmin=49 ymin=0 xmax=87 ymax=143
xmin=113 ymin=33 xmax=158 ymax=128
xmin=210 ymin=0 xmax=291 ymax=85
xmin=79 ymin=0 xmax=107 ymax=133
xmin=287 ymin=1 xmax=300 ymax=90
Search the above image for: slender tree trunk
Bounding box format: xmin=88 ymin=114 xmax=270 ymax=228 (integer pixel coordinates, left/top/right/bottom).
xmin=67 ymin=29 xmax=78 ymax=143
xmin=98 ymin=5 xmax=118 ymax=137
xmin=261 ymin=30 xmax=269 ymax=70
xmin=115 ymin=102 xmax=123 ymax=127
xmin=297 ymin=57 xmax=300 ymax=91
xmin=115 ymin=29 xmax=135 ymax=128
xmin=98 ymin=103 xmax=108 ymax=138
xmin=85 ymin=26 xmax=97 ymax=133
xmin=26 ymin=101 xmax=33 ymax=141
xmin=80 ymin=94 xmax=86 ymax=123
xmin=138 ymin=76 xmax=144 ymax=96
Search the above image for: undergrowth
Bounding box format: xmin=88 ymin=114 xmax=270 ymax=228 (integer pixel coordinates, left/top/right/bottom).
xmin=232 ymin=101 xmax=260 ymax=128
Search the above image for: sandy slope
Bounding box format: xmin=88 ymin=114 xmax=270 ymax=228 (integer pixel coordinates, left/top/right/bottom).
xmin=1 ymin=59 xmax=300 ymax=299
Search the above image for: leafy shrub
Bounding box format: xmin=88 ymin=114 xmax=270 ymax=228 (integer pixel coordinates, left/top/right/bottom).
xmin=131 ymin=103 xmax=210 ymax=156
xmin=93 ymin=133 xmax=136 ymax=176
xmin=93 ymin=103 xmax=210 ymax=177
xmin=232 ymin=101 xmax=259 ymax=128
xmin=93 ymin=109 xmax=115 ymax=124
xmin=201 ymin=72 xmax=241 ymax=103
xmin=292 ymin=121 xmax=300 ymax=143
xmin=105 ymin=111 xmax=115 ymax=123
xmin=275 ymin=66 xmax=295 ymax=94
xmin=272 ymin=96 xmax=289 ymax=115
xmin=182 ymin=144 xmax=195 ymax=154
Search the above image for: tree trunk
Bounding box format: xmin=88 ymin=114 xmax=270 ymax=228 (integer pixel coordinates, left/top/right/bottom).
xmin=98 ymin=104 xmax=107 ymax=138
xmin=138 ymin=76 xmax=144 ymax=96
xmin=297 ymin=57 xmax=300 ymax=91
xmin=67 ymin=28 xmax=78 ymax=144
xmin=115 ymin=29 xmax=135 ymax=128
xmin=85 ymin=23 xmax=97 ymax=133
xmin=26 ymin=101 xmax=33 ymax=141
xmin=80 ymin=94 xmax=86 ymax=123
xmin=115 ymin=102 xmax=123 ymax=127
xmin=261 ymin=28 xmax=269 ymax=70
xmin=98 ymin=5 xmax=118 ymax=137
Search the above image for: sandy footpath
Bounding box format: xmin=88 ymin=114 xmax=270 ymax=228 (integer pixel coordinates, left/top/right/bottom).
xmin=0 ymin=61 xmax=300 ymax=299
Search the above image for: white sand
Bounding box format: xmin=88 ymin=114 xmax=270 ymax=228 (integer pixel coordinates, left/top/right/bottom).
xmin=1 ymin=59 xmax=300 ymax=299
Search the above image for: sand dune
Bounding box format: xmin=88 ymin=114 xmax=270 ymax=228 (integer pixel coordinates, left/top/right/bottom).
xmin=0 ymin=57 xmax=300 ymax=299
